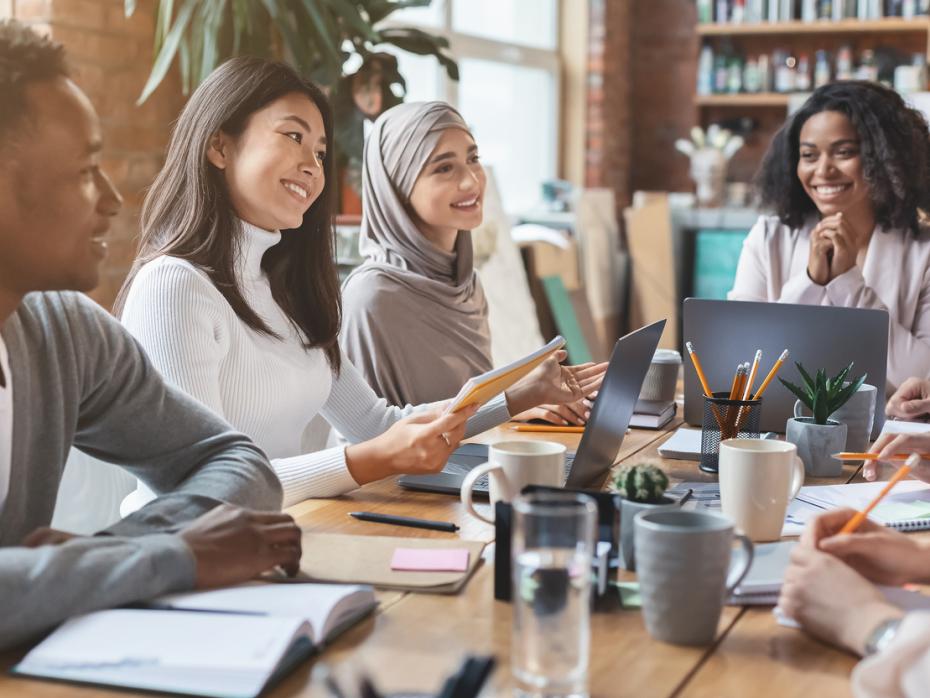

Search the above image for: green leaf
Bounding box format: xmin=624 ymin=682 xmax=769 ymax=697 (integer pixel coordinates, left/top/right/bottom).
xmin=795 ymin=362 xmax=816 ymax=391
xmin=322 ymin=0 xmax=380 ymax=42
xmin=812 ymin=391 xmax=829 ymax=425
xmin=829 ymin=374 xmax=867 ymax=414
xmin=779 ymin=377 xmax=813 ymax=410
xmin=138 ymin=0 xmax=198 ymax=104
xmin=125 ymin=0 xmax=137 ymax=17
xmin=153 ymin=0 xmax=175 ymax=53
xmin=362 ymin=0 xmax=431 ymax=24
xmin=298 ymin=0 xmax=346 ymax=74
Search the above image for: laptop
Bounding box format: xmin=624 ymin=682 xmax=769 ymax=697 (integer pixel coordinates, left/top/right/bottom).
xmin=398 ymin=319 xmax=666 ymax=496
xmin=682 ymin=298 xmax=889 ymax=437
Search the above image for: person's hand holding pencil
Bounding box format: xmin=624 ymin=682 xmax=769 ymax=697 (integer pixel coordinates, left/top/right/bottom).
xmin=864 ymin=432 xmax=930 ymax=483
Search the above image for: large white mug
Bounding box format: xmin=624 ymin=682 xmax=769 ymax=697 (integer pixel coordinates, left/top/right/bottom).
xmin=460 ymin=441 xmax=566 ymax=524
xmin=718 ymin=439 xmax=805 ymax=542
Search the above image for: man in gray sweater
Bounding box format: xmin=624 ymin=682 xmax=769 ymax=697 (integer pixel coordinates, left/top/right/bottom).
xmin=0 ymin=21 xmax=301 ymax=651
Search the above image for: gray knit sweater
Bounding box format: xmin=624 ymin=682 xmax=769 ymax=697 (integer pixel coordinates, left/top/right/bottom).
xmin=0 ymin=292 xmax=283 ymax=650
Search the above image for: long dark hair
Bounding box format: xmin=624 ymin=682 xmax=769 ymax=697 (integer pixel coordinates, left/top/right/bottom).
xmin=755 ymin=80 xmax=930 ymax=233
xmin=116 ymin=56 xmax=341 ymax=372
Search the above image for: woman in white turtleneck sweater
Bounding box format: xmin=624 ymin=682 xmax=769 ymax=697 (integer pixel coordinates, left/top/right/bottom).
xmin=115 ymin=58 xmax=600 ymax=511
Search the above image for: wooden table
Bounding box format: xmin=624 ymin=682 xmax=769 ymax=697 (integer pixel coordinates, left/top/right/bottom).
xmin=0 ymin=420 xmax=869 ymax=698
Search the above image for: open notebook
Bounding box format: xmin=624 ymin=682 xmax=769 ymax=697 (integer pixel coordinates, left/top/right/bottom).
xmin=446 ymin=336 xmax=565 ymax=413
xmin=13 ymin=583 xmax=376 ymax=698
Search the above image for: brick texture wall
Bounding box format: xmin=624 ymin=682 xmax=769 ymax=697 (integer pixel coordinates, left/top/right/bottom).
xmin=584 ymin=0 xmax=632 ymax=216
xmin=8 ymin=0 xmax=183 ymax=309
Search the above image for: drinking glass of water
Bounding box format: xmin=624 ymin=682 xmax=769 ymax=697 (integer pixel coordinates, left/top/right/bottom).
xmin=511 ymin=491 xmax=597 ymax=698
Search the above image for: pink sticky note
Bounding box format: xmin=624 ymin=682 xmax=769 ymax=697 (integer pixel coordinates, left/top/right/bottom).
xmin=390 ymin=547 xmax=470 ymax=572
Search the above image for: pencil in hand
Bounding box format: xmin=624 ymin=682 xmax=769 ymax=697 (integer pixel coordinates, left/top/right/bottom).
xmin=838 ymin=454 xmax=919 ymax=534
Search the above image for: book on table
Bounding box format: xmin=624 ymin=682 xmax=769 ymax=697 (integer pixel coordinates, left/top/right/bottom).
xmin=445 ymin=335 xmax=565 ymax=413
xmin=629 ymin=401 xmax=676 ymax=429
xmin=12 ymin=583 xmax=376 ymax=698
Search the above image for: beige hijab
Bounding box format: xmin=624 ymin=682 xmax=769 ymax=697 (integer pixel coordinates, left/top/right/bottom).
xmin=341 ymin=101 xmax=492 ymax=405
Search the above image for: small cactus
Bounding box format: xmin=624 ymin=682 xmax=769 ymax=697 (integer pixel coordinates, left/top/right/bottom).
xmin=613 ymin=463 xmax=670 ymax=504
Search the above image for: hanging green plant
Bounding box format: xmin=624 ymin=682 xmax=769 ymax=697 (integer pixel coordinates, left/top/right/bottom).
xmin=125 ymin=0 xmax=458 ymax=194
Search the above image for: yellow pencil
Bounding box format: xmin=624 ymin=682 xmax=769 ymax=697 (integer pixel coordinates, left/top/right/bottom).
xmin=685 ymin=342 xmax=715 ymax=397
xmin=752 ymin=349 xmax=790 ymax=400
xmin=511 ymin=424 xmax=585 ymax=433
xmin=839 ymin=454 xmax=919 ymax=534
xmin=833 ymin=452 xmax=930 ymax=461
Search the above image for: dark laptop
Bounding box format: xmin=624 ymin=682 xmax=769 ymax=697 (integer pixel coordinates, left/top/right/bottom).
xmin=682 ymin=298 xmax=889 ymax=437
xmin=398 ymin=319 xmax=666 ymax=496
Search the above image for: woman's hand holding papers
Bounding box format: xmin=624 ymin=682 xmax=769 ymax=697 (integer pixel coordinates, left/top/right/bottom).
xmin=504 ymin=351 xmax=607 ymax=418
xmin=179 ymin=504 xmax=302 ymax=588
xmin=344 ymin=405 xmax=478 ymax=485
xmin=778 ymin=541 xmax=902 ymax=656
xmin=801 ymin=508 xmax=930 ymax=586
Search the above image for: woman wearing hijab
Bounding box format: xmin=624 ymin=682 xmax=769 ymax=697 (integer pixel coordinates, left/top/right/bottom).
xmin=342 ymin=101 xmax=597 ymax=425
xmin=114 ymin=59 xmax=600 ymax=510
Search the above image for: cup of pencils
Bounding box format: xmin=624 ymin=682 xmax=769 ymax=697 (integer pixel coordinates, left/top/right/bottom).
xmin=686 ymin=345 xmax=789 ymax=474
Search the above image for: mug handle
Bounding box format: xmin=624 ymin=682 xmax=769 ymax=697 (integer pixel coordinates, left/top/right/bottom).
xmin=787 ymin=455 xmax=805 ymax=500
xmin=793 ymin=400 xmax=804 ymax=419
xmin=460 ymin=462 xmax=502 ymax=525
xmin=725 ymin=533 xmax=755 ymax=596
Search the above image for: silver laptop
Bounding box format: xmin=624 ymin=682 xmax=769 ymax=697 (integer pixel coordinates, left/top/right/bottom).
xmin=682 ymin=299 xmax=889 ymax=437
xmin=398 ymin=319 xmax=666 ymax=495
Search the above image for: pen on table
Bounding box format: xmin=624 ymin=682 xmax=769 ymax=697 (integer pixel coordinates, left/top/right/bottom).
xmin=838 ymin=453 xmax=919 ymax=534
xmin=677 ymin=488 xmax=694 ymax=507
xmin=349 ymin=511 xmax=459 ymax=533
xmin=833 ymin=452 xmax=930 ymax=461
xmin=512 ymin=424 xmax=584 ymax=433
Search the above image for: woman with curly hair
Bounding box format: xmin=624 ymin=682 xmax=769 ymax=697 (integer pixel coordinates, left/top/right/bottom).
xmin=729 ymin=81 xmax=930 ymax=388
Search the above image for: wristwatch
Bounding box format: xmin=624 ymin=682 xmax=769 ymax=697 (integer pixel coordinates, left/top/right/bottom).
xmin=864 ymin=617 xmax=903 ymax=656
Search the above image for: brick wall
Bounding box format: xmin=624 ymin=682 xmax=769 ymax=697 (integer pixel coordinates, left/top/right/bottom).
xmin=8 ymin=0 xmax=183 ymax=309
xmin=584 ymin=0 xmax=632 ymax=216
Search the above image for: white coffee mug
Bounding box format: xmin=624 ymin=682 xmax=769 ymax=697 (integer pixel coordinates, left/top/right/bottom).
xmin=460 ymin=441 xmax=566 ymax=524
xmin=718 ymin=439 xmax=805 ymax=542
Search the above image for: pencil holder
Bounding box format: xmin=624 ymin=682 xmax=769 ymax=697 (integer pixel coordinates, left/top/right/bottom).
xmin=700 ymin=392 xmax=762 ymax=473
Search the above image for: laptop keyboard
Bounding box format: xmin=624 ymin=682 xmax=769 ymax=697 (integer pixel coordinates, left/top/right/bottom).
xmin=445 ymin=458 xmax=575 ymax=492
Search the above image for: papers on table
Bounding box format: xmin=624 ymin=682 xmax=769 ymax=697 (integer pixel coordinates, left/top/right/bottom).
xmin=13 ymin=583 xmax=377 ymax=698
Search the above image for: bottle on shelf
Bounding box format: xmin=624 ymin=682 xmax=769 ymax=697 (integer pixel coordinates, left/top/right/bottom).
xmin=814 ymin=50 xmax=832 ymax=88
xmin=836 ymin=44 xmax=855 ymax=80
xmin=727 ymin=56 xmax=744 ymax=93
xmin=697 ymin=45 xmax=715 ymax=95
xmin=795 ymin=53 xmax=812 ymax=91
xmin=743 ymin=57 xmax=762 ymax=93
xmin=856 ymin=49 xmax=878 ymax=82
xmin=775 ymin=51 xmax=797 ymax=93
xmin=714 ymin=52 xmax=729 ymax=93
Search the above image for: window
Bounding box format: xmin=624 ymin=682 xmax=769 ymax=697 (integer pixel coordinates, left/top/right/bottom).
xmin=381 ymin=0 xmax=561 ymax=214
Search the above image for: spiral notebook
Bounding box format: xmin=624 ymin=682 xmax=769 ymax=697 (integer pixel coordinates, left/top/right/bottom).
xmin=796 ymin=480 xmax=930 ymax=532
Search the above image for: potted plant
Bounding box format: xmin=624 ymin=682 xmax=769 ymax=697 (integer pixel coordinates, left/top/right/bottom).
xmin=613 ymin=463 xmax=675 ymax=571
xmin=779 ymin=362 xmax=865 ymax=477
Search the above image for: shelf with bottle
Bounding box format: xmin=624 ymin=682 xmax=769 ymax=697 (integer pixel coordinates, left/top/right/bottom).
xmin=696 ymin=41 xmax=927 ymax=104
xmin=698 ymin=0 xmax=930 ymax=28
xmin=698 ymin=18 xmax=930 ymax=35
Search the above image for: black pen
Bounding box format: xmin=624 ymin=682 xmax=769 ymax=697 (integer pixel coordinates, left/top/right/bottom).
xmin=349 ymin=511 xmax=459 ymax=533
xmin=677 ymin=488 xmax=694 ymax=507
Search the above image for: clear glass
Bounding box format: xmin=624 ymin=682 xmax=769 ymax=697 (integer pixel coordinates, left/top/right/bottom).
xmin=452 ymin=0 xmax=558 ymax=49
xmin=457 ymin=58 xmax=557 ymax=213
xmin=512 ymin=492 xmax=597 ymax=698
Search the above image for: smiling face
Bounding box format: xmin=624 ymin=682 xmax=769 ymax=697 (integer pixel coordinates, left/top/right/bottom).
xmin=407 ymin=127 xmax=486 ymax=251
xmin=797 ymin=110 xmax=873 ymax=219
xmin=207 ymin=91 xmax=326 ymax=231
xmin=0 ymin=77 xmax=122 ymax=296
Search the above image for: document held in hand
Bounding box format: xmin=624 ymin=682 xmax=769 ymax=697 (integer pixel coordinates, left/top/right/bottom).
xmin=445 ymin=336 xmax=566 ymax=414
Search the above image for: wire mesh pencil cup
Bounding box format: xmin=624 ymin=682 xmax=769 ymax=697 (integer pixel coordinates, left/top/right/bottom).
xmin=700 ymin=391 xmax=762 ymax=473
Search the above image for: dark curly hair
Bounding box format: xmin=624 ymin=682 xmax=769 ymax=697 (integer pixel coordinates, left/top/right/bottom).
xmin=0 ymin=20 xmax=68 ymax=149
xmin=755 ymin=81 xmax=930 ymax=233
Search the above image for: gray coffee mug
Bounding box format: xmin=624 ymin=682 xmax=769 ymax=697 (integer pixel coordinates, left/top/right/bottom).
xmin=634 ymin=510 xmax=754 ymax=646
xmin=792 ymin=383 xmax=877 ymax=453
